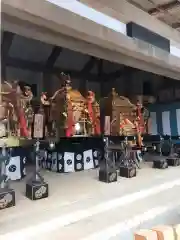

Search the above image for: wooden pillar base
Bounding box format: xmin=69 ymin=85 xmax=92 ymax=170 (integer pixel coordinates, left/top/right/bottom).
xmin=174 ymin=224 xmax=180 ymax=240
xmin=151 ymin=225 xmax=175 ymax=240
xmin=134 ymin=229 xmax=158 ymax=239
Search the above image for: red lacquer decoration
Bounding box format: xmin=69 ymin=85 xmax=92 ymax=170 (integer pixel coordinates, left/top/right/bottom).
xmin=87 ymin=91 xmax=100 ymax=135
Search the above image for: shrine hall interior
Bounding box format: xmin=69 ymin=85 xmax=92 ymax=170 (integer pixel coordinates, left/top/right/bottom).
xmin=1 ymin=30 xmax=180 ymax=103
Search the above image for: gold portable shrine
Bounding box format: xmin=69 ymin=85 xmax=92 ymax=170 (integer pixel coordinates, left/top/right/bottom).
xmin=101 ymin=88 xmax=137 ymax=136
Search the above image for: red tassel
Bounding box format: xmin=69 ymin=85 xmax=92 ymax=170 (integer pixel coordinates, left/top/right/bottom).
xmin=18 ymin=109 xmax=29 ymax=137
xmin=136 ymin=102 xmax=144 ymax=134
xmin=87 ymin=101 xmax=100 ymax=135
xmin=95 ymin=119 xmax=101 ymax=135
xmin=66 ymin=101 xmax=74 ymax=137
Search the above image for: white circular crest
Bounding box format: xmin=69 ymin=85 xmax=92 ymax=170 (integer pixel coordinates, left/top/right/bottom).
xmin=23 ymin=168 xmax=26 ymax=175
xmin=76 ymin=154 xmax=82 ymax=160
xmin=76 ymin=163 xmax=82 ymax=170
xmin=93 ymin=151 xmax=98 ymax=158
xmin=23 ymin=157 xmax=26 ymax=164
xmin=95 ymin=159 xmax=99 ymax=166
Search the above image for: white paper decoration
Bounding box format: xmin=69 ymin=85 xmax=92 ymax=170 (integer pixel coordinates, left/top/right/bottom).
xmin=64 ymin=152 xmax=75 ymax=173
xmin=6 ymin=156 xmax=21 ymax=181
xmin=83 ymin=149 xmax=94 ymax=170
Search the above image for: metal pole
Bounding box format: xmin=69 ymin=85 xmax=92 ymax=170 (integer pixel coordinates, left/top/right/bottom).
xmin=35 ymin=140 xmax=40 ymax=181
xmin=0 ymin=145 xmax=6 ymax=188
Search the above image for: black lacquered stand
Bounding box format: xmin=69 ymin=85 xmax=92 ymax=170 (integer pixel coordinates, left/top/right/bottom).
xmin=25 ymin=140 xmax=49 ymax=200
xmin=166 ymin=136 xmax=180 ymax=166
xmin=0 ymin=145 xmax=15 ymax=210
xmin=25 ymin=113 xmax=49 ymax=200
xmin=99 ymin=137 xmax=118 ymax=183
xmin=119 ymin=137 xmax=137 ymax=178
xmin=143 ymin=135 xmax=168 ymax=169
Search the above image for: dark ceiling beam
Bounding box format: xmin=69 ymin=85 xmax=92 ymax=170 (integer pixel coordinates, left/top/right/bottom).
xmin=45 ymin=46 xmax=62 ymax=69
xmin=148 ymin=0 xmax=179 ymax=15
xmin=97 ymin=59 xmax=104 ymax=97
xmin=97 ymin=60 xmax=118 ymax=82
xmin=81 ymin=56 xmax=97 ymax=73
xmin=97 ymin=59 xmax=103 ymax=82
xmin=107 ymin=65 xmax=141 ymax=79
xmin=1 ymin=31 xmax=15 ymax=79
xmin=6 ymin=57 xmax=44 ymax=72
xmin=6 ymin=57 xmax=99 ymax=82
xmin=107 ymin=69 xmax=123 ymax=79
xmin=1 ymin=31 xmax=15 ymax=62
xmin=171 ymin=22 xmax=180 ymax=29
xmin=107 ymin=66 xmax=131 ymax=79
xmin=126 ymin=0 xmax=147 ymax=11
xmin=97 ymin=59 xmax=103 ymax=77
xmin=43 ymin=46 xmax=62 ymax=93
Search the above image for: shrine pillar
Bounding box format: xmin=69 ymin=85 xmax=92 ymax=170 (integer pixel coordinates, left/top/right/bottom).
xmin=129 ymin=71 xmax=144 ymax=104
xmin=0 ymin=77 xmax=1 ymax=103
xmin=79 ymin=78 xmax=87 ymax=97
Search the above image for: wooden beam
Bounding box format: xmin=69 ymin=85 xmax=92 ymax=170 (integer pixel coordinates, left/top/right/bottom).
xmin=107 ymin=66 xmax=133 ymax=79
xmin=107 ymin=69 xmax=122 ymax=79
xmin=97 ymin=59 xmax=103 ymax=78
xmin=6 ymin=57 xmax=43 ymax=71
xmin=6 ymin=57 xmax=98 ymax=82
xmin=1 ymin=31 xmax=15 ymax=79
xmin=81 ymin=56 xmax=97 ymax=73
xmin=43 ymin=46 xmax=62 ymax=94
xmin=172 ymin=22 xmax=180 ymax=29
xmin=45 ymin=46 xmax=62 ymax=69
xmin=6 ymin=56 xmax=132 ymax=83
xmin=79 ymin=57 xmax=97 ymax=95
xmin=126 ymin=0 xmax=147 ymax=12
xmin=97 ymin=59 xmax=104 ymax=97
xmin=148 ymin=0 xmax=179 ymax=15
xmin=1 ymin=31 xmax=15 ymax=61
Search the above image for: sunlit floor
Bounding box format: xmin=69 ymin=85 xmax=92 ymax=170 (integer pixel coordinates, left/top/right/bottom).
xmin=0 ymin=163 xmax=180 ymax=240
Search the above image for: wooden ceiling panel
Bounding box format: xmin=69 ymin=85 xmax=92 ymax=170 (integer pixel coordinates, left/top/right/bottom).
xmin=152 ymin=0 xmax=177 ymax=5
xmin=168 ymin=4 xmax=180 ymax=14
xmin=126 ymin=0 xmax=180 ymax=31
xmin=127 ymin=0 xmax=155 ymax=11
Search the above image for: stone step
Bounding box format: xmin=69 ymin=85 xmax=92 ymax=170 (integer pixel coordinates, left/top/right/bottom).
xmin=1 ymin=183 xmax=179 ymax=240
xmin=0 ymin=167 xmax=180 ymax=240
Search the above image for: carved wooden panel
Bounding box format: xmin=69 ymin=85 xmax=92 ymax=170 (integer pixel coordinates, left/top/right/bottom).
xmin=110 ymin=96 xmax=136 ymax=135
xmin=33 ymin=113 xmax=44 ymax=139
